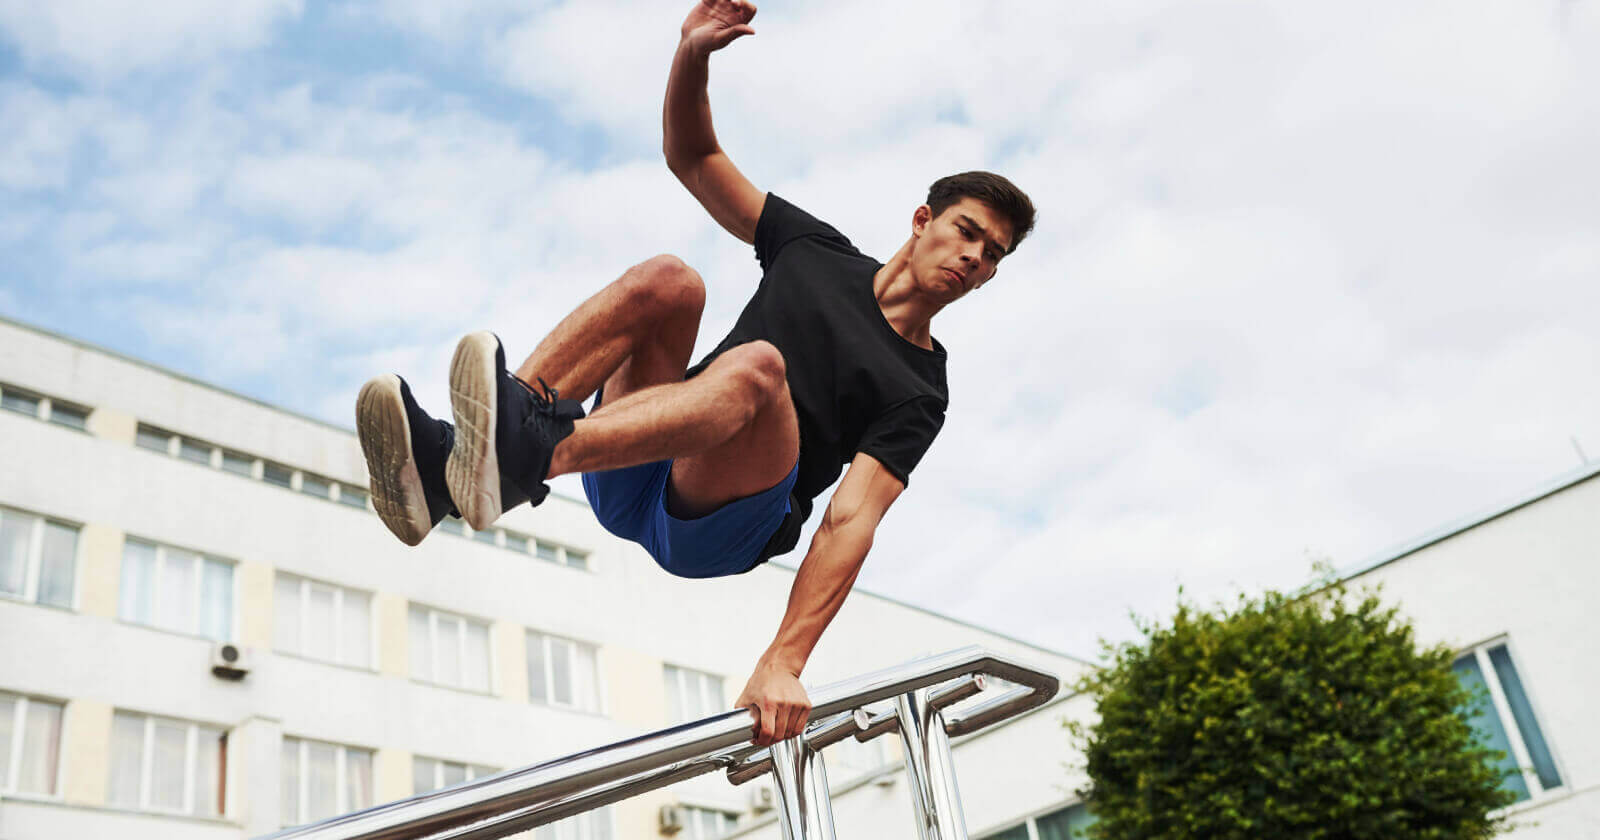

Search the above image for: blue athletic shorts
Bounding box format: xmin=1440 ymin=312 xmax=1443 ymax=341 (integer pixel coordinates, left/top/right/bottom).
xmin=581 ymin=455 xmax=799 ymax=579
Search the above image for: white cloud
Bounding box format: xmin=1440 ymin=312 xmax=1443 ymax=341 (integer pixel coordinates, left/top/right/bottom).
xmin=0 ymin=0 xmax=303 ymax=78
xmin=4 ymin=0 xmax=1598 ymax=658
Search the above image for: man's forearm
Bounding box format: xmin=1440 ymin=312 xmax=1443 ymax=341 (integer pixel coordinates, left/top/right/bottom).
xmin=760 ymin=517 xmax=875 ymax=676
xmin=663 ymin=41 xmax=719 ymax=167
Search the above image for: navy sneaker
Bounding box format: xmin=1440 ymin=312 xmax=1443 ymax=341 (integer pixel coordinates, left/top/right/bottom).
xmin=355 ymin=374 xmax=458 ymax=546
xmin=446 ymin=331 xmax=585 ymax=529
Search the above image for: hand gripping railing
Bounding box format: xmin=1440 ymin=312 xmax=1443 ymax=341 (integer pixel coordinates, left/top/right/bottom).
xmin=259 ymin=646 xmax=1059 ymax=840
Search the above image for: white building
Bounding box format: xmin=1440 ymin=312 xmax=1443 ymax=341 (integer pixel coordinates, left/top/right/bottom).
xmin=3 ymin=311 xmax=1593 ymax=840
xmin=0 ymin=315 xmax=1090 ymax=840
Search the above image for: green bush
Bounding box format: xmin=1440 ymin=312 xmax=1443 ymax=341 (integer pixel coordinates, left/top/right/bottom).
xmin=1069 ymin=583 xmax=1516 ymax=839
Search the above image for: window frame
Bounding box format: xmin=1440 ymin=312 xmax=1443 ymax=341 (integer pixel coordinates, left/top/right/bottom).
xmin=108 ymin=710 xmax=228 ymax=818
xmin=412 ymin=756 xmax=497 ymax=795
xmin=1 ymin=692 xmax=65 ymax=799
xmin=0 ymin=506 xmax=80 ymax=610
xmin=408 ymin=604 xmax=495 ymax=694
xmin=526 ymin=630 xmax=605 ymax=714
xmin=679 ymin=804 xmax=740 ymax=840
xmin=281 ymin=736 xmax=375 ymax=828
xmin=663 ymin=665 xmax=725 ymax=725
xmin=978 ymin=799 xmax=1094 ymax=840
xmin=274 ymin=573 xmax=377 ymax=671
xmin=119 ymin=538 xmax=237 ymax=642
xmin=1455 ymin=636 xmax=1568 ymax=803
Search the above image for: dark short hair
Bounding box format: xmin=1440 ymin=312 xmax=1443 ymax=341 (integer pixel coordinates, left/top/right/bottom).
xmin=926 ymin=171 xmax=1036 ymax=254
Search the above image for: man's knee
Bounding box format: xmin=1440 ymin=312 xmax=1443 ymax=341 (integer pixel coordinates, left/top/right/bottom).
xmin=628 ymin=254 xmax=706 ymax=319
xmin=717 ymin=341 xmax=787 ymax=406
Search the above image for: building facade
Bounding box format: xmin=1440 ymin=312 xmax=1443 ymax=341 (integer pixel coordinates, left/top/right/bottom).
xmin=0 ymin=316 xmax=1089 ymax=840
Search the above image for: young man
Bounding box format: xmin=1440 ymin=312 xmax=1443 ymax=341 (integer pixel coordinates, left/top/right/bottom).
xmin=354 ymin=0 xmax=1035 ymax=747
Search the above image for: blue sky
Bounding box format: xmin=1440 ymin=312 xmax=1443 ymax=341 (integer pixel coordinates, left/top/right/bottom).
xmin=3 ymin=0 xmax=1598 ymax=657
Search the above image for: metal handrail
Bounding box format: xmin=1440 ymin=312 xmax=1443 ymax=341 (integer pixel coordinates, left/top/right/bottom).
xmin=260 ymin=646 xmax=1060 ymax=840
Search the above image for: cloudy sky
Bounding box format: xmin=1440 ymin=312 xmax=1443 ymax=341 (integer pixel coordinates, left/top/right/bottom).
xmin=3 ymin=0 xmax=1597 ymax=659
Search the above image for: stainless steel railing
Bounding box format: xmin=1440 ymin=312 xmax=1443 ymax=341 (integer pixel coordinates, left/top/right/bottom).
xmin=260 ymin=646 xmax=1060 ymax=840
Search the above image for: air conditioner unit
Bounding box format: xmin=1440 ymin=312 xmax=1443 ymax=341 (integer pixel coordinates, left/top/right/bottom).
xmin=210 ymin=642 xmax=252 ymax=680
xmin=657 ymin=804 xmax=685 ymax=835
xmin=749 ymin=784 xmax=777 ymax=813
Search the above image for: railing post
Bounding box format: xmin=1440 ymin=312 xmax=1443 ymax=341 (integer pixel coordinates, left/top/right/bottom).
xmin=769 ymin=736 xmax=838 ymax=840
xmin=895 ymin=689 xmax=970 ymax=840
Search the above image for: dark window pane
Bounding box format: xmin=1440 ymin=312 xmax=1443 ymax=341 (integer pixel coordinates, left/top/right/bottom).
xmin=1488 ymin=645 xmax=1562 ymax=791
xmin=1 ymin=390 xmax=40 ymax=417
xmin=565 ymin=550 xmax=588 ymax=570
xmin=263 ymin=463 xmax=294 ymax=489
xmin=221 ymin=451 xmax=254 ymax=476
xmin=437 ymin=519 xmax=464 ymax=536
xmin=1036 ymin=802 xmax=1096 ymax=840
xmin=338 ymin=486 xmax=368 ymax=508
xmin=535 ymin=543 xmax=559 ymax=564
xmin=48 ymin=403 xmax=89 ymax=430
xmin=179 ymin=439 xmax=213 ymax=465
xmin=300 ymin=475 xmax=331 ymax=499
xmin=137 ymin=425 xmax=172 ymax=453
xmin=504 ymin=533 xmax=528 ymax=553
xmin=1453 ymin=655 xmax=1531 ymax=802
xmin=472 ymin=528 xmax=497 ymax=545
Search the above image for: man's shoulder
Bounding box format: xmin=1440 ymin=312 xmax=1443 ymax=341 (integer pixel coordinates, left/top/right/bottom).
xmin=757 ymin=193 xmax=869 ymax=268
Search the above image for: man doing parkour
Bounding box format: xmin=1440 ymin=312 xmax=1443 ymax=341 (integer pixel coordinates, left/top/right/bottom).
xmin=355 ymin=0 xmax=1035 ymax=747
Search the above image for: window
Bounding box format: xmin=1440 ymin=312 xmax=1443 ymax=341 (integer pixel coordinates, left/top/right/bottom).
xmin=680 ymin=806 xmax=739 ymax=840
xmin=0 ymin=507 xmax=78 ymax=609
xmin=437 ymin=519 xmax=465 ymax=536
xmin=663 ymin=665 xmax=724 ymax=724
xmin=0 ymin=693 xmax=64 ymax=797
xmin=119 ymin=539 xmax=234 ymax=641
xmin=337 ymin=486 xmax=369 ymax=509
xmin=263 ymin=462 xmax=295 ymax=489
xmin=300 ymin=474 xmax=332 ymax=500
xmin=281 ymin=737 xmax=372 ymax=827
xmin=179 ymin=438 xmax=213 ymax=465
xmin=527 ymin=632 xmax=602 ymax=713
xmin=471 ymin=527 xmax=498 ymax=546
xmin=533 ymin=540 xmax=589 ymax=571
xmin=46 ymin=401 xmax=88 ymax=431
xmin=221 ymin=449 xmax=255 ymax=477
xmin=533 ymin=806 xmax=614 ymax=840
xmin=412 ymin=756 xmax=496 ymax=795
xmin=981 ymin=802 xmax=1095 ymax=840
xmin=1454 ymin=642 xmax=1564 ymax=803
xmin=504 ymin=533 xmax=529 ymax=553
xmin=108 ymin=711 xmax=226 ymax=816
xmin=275 ymin=574 xmax=373 ymax=669
xmin=136 ymin=424 xmax=175 ymax=454
xmin=408 ymin=605 xmax=492 ymax=692
xmin=0 ymin=386 xmax=41 ymax=418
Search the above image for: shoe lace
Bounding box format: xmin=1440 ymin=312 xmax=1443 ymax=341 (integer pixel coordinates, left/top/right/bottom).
xmin=515 ymin=376 xmax=577 ymax=429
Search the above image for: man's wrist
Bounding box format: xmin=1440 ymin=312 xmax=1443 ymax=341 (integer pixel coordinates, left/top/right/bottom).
xmin=759 ymin=648 xmax=806 ymax=677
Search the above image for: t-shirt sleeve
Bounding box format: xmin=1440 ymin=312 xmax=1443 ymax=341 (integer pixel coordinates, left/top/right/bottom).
xmin=754 ymin=192 xmax=857 ymax=271
xmin=856 ymin=396 xmax=947 ymax=487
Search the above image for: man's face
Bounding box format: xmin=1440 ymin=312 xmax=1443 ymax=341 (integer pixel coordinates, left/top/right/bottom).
xmin=910 ymin=197 xmax=1015 ymax=302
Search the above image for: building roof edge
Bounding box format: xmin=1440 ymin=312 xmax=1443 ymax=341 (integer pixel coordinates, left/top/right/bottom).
xmin=1336 ymin=459 xmax=1600 ymax=583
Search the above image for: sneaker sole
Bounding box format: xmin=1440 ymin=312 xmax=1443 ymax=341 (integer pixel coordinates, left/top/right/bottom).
xmin=356 ymin=375 xmax=432 ymax=546
xmin=446 ymin=331 xmax=503 ymax=531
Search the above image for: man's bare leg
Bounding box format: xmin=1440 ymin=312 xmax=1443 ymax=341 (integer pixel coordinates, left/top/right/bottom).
xmin=547 ymin=340 xmax=801 ymax=516
xmin=446 ymin=254 xmax=705 ymax=527
xmin=514 ymin=254 xmax=706 ymax=402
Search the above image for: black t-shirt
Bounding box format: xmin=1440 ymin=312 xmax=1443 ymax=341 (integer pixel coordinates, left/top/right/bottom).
xmin=685 ymin=193 xmax=949 ymax=561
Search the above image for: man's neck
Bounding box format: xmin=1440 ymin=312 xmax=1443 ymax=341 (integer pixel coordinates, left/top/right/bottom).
xmin=873 ymin=237 xmax=942 ymax=351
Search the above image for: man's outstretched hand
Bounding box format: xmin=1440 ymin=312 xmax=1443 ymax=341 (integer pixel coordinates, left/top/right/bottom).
xmin=681 ymin=0 xmax=757 ymax=54
xmin=736 ymin=659 xmax=812 ymax=746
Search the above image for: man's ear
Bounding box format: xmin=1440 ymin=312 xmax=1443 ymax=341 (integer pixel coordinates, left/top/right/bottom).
xmin=912 ymin=204 xmax=933 ymax=237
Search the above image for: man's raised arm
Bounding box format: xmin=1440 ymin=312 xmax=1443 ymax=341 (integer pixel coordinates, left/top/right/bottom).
xmin=664 ymin=0 xmax=767 ymax=245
